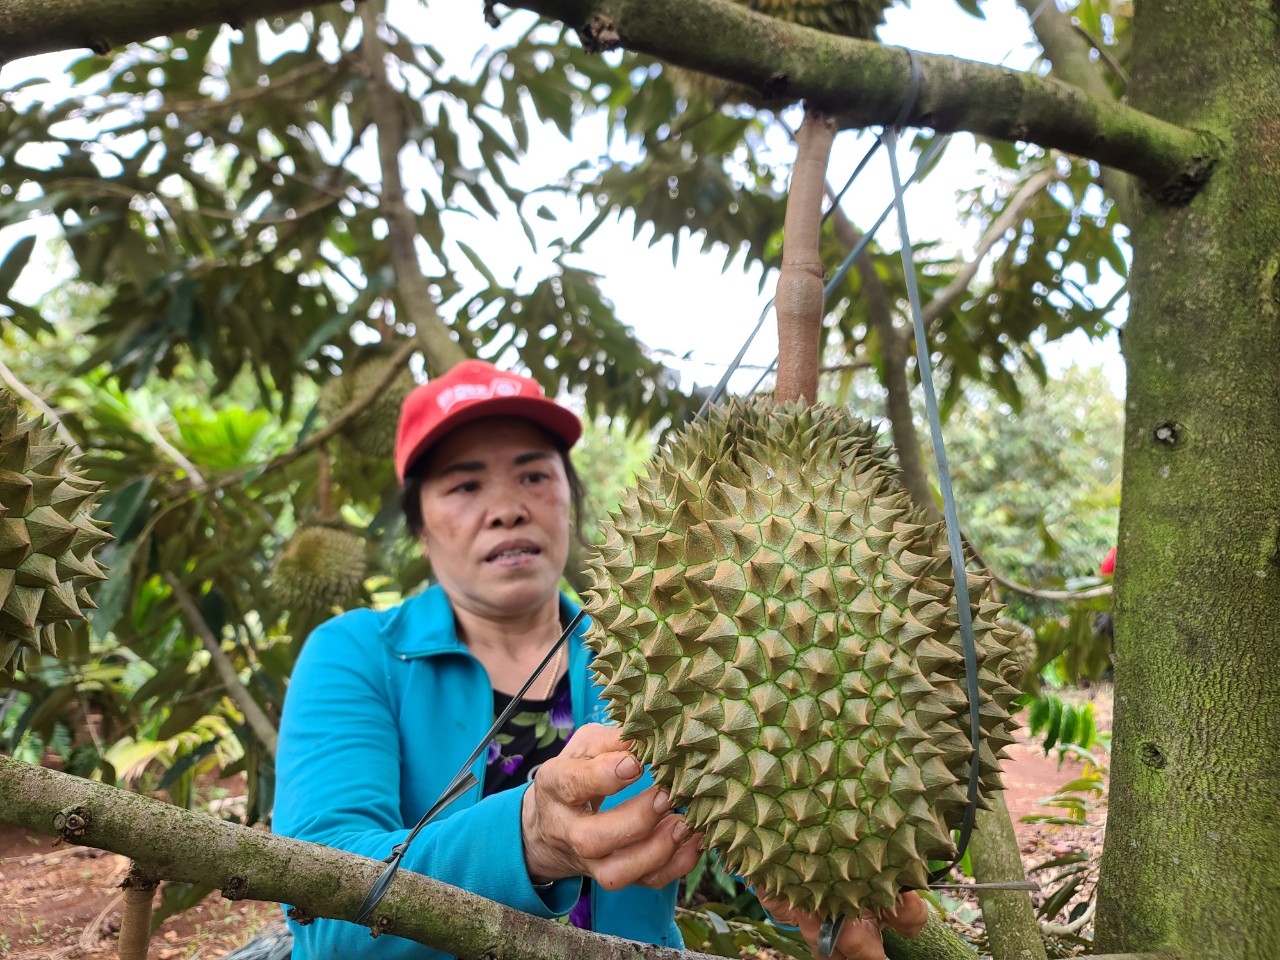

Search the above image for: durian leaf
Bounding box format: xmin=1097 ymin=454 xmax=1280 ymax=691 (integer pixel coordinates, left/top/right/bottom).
xmin=1037 ymin=875 xmax=1086 ymax=920
xmin=1027 ymin=852 xmax=1090 ymax=874
xmin=152 ymin=882 xmax=216 ymax=932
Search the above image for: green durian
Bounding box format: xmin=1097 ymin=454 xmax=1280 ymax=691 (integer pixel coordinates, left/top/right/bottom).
xmin=0 ymin=392 xmax=112 ymax=676
xmin=319 ymin=350 xmax=416 ymax=460
xmin=997 ymin=617 xmax=1038 ymax=688
xmin=270 ymin=525 xmax=368 ymax=613
xmin=582 ymin=399 xmax=1021 ymax=917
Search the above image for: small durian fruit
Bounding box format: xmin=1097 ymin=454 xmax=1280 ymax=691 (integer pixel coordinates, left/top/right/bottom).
xmin=319 ymin=350 xmax=416 ymax=460
xmin=671 ymin=0 xmax=893 ymax=105
xmin=270 ymin=525 xmax=367 ymax=613
xmin=0 ymin=391 xmax=112 ymax=676
xmin=997 ymin=618 xmax=1038 ymax=688
xmin=582 ymin=398 xmax=1022 ymax=918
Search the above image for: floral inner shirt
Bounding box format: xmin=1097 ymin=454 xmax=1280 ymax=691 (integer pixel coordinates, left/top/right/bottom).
xmin=483 ymin=672 xmax=592 ymax=929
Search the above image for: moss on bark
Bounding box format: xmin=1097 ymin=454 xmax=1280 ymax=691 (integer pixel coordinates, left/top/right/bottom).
xmin=1095 ymin=3 xmax=1280 ymax=958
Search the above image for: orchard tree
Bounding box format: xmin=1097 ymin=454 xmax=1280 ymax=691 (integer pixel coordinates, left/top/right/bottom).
xmin=2 ymin=1 xmax=1277 ymax=960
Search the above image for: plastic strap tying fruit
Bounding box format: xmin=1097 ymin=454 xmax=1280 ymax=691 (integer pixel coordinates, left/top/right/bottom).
xmin=352 ymin=609 xmax=587 ymax=924
xmin=881 ymin=50 xmax=982 ymax=885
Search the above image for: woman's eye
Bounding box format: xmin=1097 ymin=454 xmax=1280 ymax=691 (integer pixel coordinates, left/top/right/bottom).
xmin=450 ymin=480 xmax=479 ymax=494
xmin=522 ymin=471 xmax=548 ymax=484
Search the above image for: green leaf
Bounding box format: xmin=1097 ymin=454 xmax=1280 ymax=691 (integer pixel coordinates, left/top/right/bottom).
xmin=152 ymin=882 xmax=215 ymax=931
xmin=0 ymin=235 xmax=36 ymax=296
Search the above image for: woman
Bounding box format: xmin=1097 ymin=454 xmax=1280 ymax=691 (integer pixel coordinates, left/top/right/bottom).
xmin=274 ymin=359 xmax=925 ymax=960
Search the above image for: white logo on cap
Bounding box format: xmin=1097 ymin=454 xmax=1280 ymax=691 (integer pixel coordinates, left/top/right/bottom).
xmin=437 ymin=378 xmax=525 ymax=413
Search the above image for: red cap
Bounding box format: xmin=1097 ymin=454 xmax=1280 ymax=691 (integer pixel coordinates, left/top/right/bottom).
xmin=395 ymin=360 xmax=582 ymax=481
xmin=1100 ymin=545 xmax=1117 ymax=576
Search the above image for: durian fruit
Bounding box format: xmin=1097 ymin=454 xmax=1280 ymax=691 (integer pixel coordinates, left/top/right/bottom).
xmin=997 ymin=618 xmax=1038 ymax=688
xmin=270 ymin=524 xmax=368 ymax=613
xmin=0 ymin=392 xmax=112 ymax=676
xmin=671 ymin=0 xmax=893 ymax=105
xmin=319 ymin=350 xmax=416 ymax=459
xmin=582 ymin=399 xmax=1022 ymax=917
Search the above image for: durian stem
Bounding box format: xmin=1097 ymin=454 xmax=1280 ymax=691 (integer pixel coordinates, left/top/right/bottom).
xmin=883 ymin=910 xmax=979 ymax=960
xmin=774 ymin=109 xmax=837 ymax=405
xmin=970 ymin=792 xmax=1048 ymax=960
xmin=359 ymin=0 xmax=467 ymax=378
xmin=164 ymin=574 xmax=279 ymax=758
xmin=118 ymin=866 xmax=158 ymax=960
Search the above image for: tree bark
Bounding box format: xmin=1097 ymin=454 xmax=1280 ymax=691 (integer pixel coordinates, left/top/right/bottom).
xmin=1094 ymin=2 xmax=1280 ymax=958
xmin=775 ymin=112 xmax=837 ymax=405
xmin=0 ymin=756 xmax=728 ymax=960
xmin=3 ymin=0 xmax=1212 ymax=199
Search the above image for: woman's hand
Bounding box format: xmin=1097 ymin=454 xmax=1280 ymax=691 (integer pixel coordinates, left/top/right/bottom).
xmin=520 ymin=723 xmax=703 ymax=890
xmin=758 ymin=890 xmax=928 ymax=960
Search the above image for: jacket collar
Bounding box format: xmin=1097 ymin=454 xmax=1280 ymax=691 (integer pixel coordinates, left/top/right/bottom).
xmin=379 ymin=582 xmax=590 ymax=659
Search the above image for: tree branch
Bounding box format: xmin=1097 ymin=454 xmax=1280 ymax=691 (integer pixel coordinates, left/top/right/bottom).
xmin=515 ymin=0 xmax=1212 ymax=201
xmin=0 ymin=0 xmax=322 ymax=62
xmin=358 ymin=0 xmax=467 ymax=378
xmin=6 ymin=0 xmax=1214 ymax=199
xmin=0 ymin=356 xmax=83 ymax=455
xmin=1068 ymin=23 xmax=1128 ymax=89
xmin=162 ymin=573 xmax=279 ymax=757
xmin=1014 ymin=0 xmax=1135 ymax=220
xmin=966 ymin=536 xmax=1113 ymax=603
xmin=921 ymin=166 xmax=1057 ymax=327
xmin=0 ymin=756 xmax=729 ymax=960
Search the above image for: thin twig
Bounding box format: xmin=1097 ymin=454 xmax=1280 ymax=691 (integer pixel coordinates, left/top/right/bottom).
xmin=1040 ymin=896 xmax=1097 ymax=936
xmin=0 ymin=357 xmax=83 ymax=454
xmin=1068 ymin=22 xmax=1128 ymax=88
xmin=137 ymin=416 xmax=205 ymax=486
xmin=967 ymin=535 xmax=1113 ymax=603
xmin=163 ymin=573 xmax=279 ymax=758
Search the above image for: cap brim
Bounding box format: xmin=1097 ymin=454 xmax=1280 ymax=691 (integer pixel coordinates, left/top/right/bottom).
xmin=398 ymin=395 xmax=583 ymax=480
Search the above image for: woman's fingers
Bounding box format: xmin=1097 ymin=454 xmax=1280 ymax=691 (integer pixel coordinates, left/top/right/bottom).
xmin=635 ymin=827 xmax=704 ymax=888
xmin=758 ymin=894 xmax=903 ymax=960
xmin=586 ymin=814 xmax=698 ymax=891
xmin=536 ymin=749 xmax=643 ymax=809
xmin=567 ymin=785 xmax=674 ymax=859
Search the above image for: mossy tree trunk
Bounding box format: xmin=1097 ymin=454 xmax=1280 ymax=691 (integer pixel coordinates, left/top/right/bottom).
xmin=1096 ymin=2 xmax=1280 ymax=957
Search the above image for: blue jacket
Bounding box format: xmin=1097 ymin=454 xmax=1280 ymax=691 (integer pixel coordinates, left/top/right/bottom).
xmin=273 ymin=584 xmax=683 ymax=958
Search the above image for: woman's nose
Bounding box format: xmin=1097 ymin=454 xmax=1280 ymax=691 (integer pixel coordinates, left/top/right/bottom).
xmin=487 ymin=496 xmax=529 ymax=528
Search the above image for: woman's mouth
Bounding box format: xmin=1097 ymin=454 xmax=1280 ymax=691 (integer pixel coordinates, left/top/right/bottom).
xmin=485 ymin=543 xmax=542 ymax=564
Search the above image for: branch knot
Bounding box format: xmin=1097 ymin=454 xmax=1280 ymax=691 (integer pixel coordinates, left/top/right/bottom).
xmin=579 ymin=13 xmax=621 ymax=54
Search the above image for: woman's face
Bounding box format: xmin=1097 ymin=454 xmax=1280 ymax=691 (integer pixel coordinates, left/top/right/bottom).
xmin=416 ymin=417 xmax=571 ymax=622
